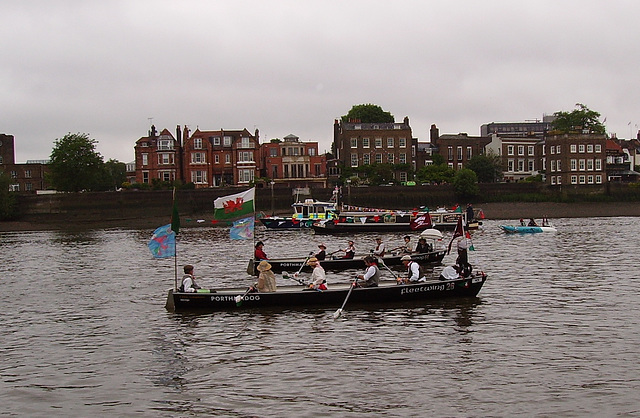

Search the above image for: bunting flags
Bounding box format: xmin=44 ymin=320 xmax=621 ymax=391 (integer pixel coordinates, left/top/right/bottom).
xmin=230 ymin=216 xmax=255 ymax=240
xmin=213 ymin=188 xmax=255 ymax=221
xmin=447 ymin=216 xmax=465 ymax=254
xmin=465 ymin=230 xmax=475 ymax=251
xmin=148 ymin=224 xmax=176 ymax=258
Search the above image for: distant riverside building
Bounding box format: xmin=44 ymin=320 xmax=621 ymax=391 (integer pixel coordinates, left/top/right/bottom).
xmin=429 ymin=124 xmax=491 ymax=171
xmin=545 ymin=133 xmax=607 ymax=187
xmin=0 ymin=133 xmax=50 ymax=192
xmin=260 ymin=134 xmax=327 ymax=188
xmin=332 ymin=117 xmax=417 ymax=183
xmin=481 ymin=116 xmax=554 ymax=138
xmin=486 ymin=134 xmax=544 ymax=182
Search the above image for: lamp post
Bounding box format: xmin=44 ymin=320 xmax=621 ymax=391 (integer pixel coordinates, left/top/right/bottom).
xmin=270 ymin=181 xmax=275 ymax=216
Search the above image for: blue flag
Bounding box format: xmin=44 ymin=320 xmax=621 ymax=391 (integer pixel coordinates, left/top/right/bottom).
xmin=230 ymin=217 xmax=254 ymax=240
xmin=148 ymin=224 xmax=176 ymax=258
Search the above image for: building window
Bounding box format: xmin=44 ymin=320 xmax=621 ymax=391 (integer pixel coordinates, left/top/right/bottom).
xmin=191 ymin=152 xmax=205 ymax=164
xmin=579 ymin=159 xmax=585 ymax=170
xmin=308 ymin=148 xmax=316 ymax=156
xmin=272 ymin=165 xmax=278 ymax=178
xmin=528 ymin=160 xmax=534 ymax=171
xmin=350 ymin=138 xmax=358 ymax=148
xmin=550 ymin=146 xmax=555 ymax=155
xmin=587 ymin=159 xmax=593 ymax=171
xmin=587 ymin=144 xmax=593 ymax=153
xmin=557 ymin=176 xmax=562 ymax=185
xmin=142 ymin=171 xmax=149 ymax=183
xmin=400 ymin=172 xmax=407 ymax=182
xmin=557 ymin=145 xmax=561 ymax=153
xmin=596 ymin=175 xmax=602 ymax=184
xmin=194 ymin=138 xmax=202 ymax=149
xmin=314 ymin=163 xmax=321 ymax=176
xmin=375 ymin=153 xmax=382 ymax=164
xmin=158 ymin=153 xmax=174 ymax=165
xmin=571 ymin=144 xmax=577 ymax=153
xmin=551 ymin=176 xmax=556 ymax=185
xmin=457 ymin=162 xmax=463 ymax=170
xmin=399 ymin=138 xmax=406 ymax=148
xmin=375 ymin=138 xmax=382 ymax=148
xmin=387 ymin=153 xmax=394 ymax=164
xmin=579 ymin=144 xmax=585 ymax=153
xmin=507 ymin=145 xmax=514 ymax=156
xmin=25 ymin=170 xmax=32 ymax=178
xmin=457 ymin=147 xmax=463 ymax=160
xmin=399 ymin=153 xmax=406 ymax=164
xmin=508 ymin=159 xmax=514 ymax=171
xmin=448 ymin=146 xmax=453 ymax=161
xmin=213 ymin=137 xmax=221 ymax=145
xmin=387 ymin=138 xmax=394 ymax=148
xmin=0 ymin=156 xmax=2 ymax=164
xmin=225 ymin=154 xmax=231 ymax=164
xmin=571 ymin=175 xmax=577 ymax=184
xmin=362 ymin=138 xmax=370 ymax=148
xmin=595 ymin=159 xmax=602 ymax=170
xmin=579 ymin=175 xmax=586 ymax=184
xmin=595 ymin=144 xmax=601 ymax=153
xmin=158 ymin=139 xmax=173 ymax=150
xmin=25 ymin=183 xmax=32 ymax=191
xmin=467 ymin=146 xmax=472 ymax=160
xmin=351 ymin=153 xmax=358 ymax=167
xmin=518 ymin=145 xmax=524 ymax=156
xmin=241 ymin=137 xmax=250 ymax=148
xmin=517 ymin=160 xmax=524 ymax=172
xmin=223 ymin=136 xmax=232 ymax=146
xmin=191 ymin=170 xmax=207 ymax=184
xmin=588 ymin=175 xmax=594 ymax=184
xmin=238 ymin=151 xmax=253 ymax=162
xmin=9 ymin=184 xmax=19 ymax=191
xmin=142 ymin=153 xmax=148 ymax=166
xmin=557 ymin=160 xmax=561 ymax=171
xmin=160 ymin=171 xmax=173 ymax=182
xmin=238 ymin=169 xmax=254 ymax=183
xmin=571 ymin=159 xmax=577 ymax=171
xmin=550 ymin=160 xmax=555 ymax=172
xmin=528 ymin=145 xmax=534 ymax=156
xmin=215 ymin=155 xmax=220 ymax=164
xmin=363 ymin=154 xmax=370 ymax=165
xmin=270 ymin=148 xmax=278 ymax=157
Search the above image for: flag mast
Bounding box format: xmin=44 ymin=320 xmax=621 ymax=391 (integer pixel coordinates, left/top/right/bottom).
xmin=171 ymin=187 xmax=181 ymax=290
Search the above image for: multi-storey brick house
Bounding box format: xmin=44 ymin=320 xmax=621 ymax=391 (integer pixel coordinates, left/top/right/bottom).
xmin=545 ymin=133 xmax=607 ymax=187
xmin=429 ymin=124 xmax=491 ymax=170
xmin=260 ymin=134 xmax=327 ymax=188
xmin=0 ymin=133 xmax=50 ymax=192
xmin=485 ymin=134 xmax=544 ymax=182
xmin=332 ymin=117 xmax=417 ymax=183
xmin=134 ymin=125 xmax=181 ymax=185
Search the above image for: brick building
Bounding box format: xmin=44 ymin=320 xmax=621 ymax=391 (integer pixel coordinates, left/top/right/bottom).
xmin=332 ymin=117 xmax=417 ymax=183
xmin=260 ymin=134 xmax=327 ymax=188
xmin=0 ymin=133 xmax=50 ymax=192
xmin=429 ymin=124 xmax=491 ymax=170
xmin=545 ymin=133 xmax=607 ymax=187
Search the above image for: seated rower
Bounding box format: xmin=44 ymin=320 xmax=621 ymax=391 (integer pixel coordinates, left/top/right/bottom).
xmin=414 ymin=237 xmax=432 ymax=254
xmin=439 ymin=265 xmax=461 ymax=281
xmin=337 ymin=240 xmax=355 ymax=259
xmin=401 ymin=255 xmax=426 ymax=283
xmin=528 ymin=218 xmax=538 ymax=226
xmin=356 ymin=256 xmax=380 ymax=287
xmin=180 ymin=264 xmax=201 ymax=292
xmin=307 ymin=257 xmax=327 ymax=290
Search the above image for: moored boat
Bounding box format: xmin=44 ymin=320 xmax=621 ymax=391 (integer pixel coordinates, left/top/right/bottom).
xmin=259 ymin=199 xmax=338 ymax=229
xmin=311 ymin=209 xmax=432 ymax=234
xmin=499 ymin=225 xmax=557 ymax=234
xmin=165 ymin=273 xmax=488 ymax=312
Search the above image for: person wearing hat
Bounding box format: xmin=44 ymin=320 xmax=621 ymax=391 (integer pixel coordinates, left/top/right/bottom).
xmin=315 ymin=244 xmax=327 ymax=261
xmin=373 ymin=237 xmax=386 ymax=257
xmin=256 ymin=260 xmax=276 ymax=292
xmin=414 ymin=237 xmax=431 ymax=254
xmin=401 ymin=255 xmax=424 ymax=283
xmin=180 ymin=264 xmax=201 ymax=292
xmin=307 ymin=257 xmax=327 ymax=290
xmin=339 ymin=240 xmax=355 ymax=259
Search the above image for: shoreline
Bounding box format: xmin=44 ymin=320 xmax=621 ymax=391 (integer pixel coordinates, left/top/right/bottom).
xmin=1 ymin=201 xmax=638 ymax=232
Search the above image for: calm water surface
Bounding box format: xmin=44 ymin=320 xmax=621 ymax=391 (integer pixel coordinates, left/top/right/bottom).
xmin=1 ymin=217 xmax=639 ymax=417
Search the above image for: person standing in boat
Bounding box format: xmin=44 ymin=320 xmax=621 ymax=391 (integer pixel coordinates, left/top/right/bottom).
xmin=356 ymin=256 xmax=380 ymax=287
xmin=180 ymin=265 xmax=201 ymax=293
xmin=466 ymin=203 xmax=474 ymax=227
xmin=255 ymin=241 xmax=268 ymax=260
xmin=315 ymin=243 xmax=327 ymax=261
xmin=528 ymin=218 xmax=538 ymax=226
xmin=307 ymin=257 xmax=327 ymax=290
xmin=373 ymin=237 xmax=386 ymax=258
xmin=401 ymin=255 xmax=424 ymax=283
xmin=338 ymin=240 xmax=355 ymax=259
xmin=256 ymin=260 xmax=277 ymax=292
xmin=456 ymin=238 xmax=473 ymax=277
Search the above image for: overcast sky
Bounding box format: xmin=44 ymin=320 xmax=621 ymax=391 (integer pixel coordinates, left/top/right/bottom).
xmin=2 ymin=1 xmax=640 ymax=163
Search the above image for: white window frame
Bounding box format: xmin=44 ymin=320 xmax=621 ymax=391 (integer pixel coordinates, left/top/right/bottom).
xmin=362 ymin=138 xmax=370 ymax=148
xmin=351 ymin=153 xmax=358 ymax=167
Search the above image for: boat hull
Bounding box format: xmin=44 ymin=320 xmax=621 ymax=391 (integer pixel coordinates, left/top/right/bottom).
xmin=166 ymin=274 xmax=487 ymax=312
xmin=260 ymin=217 xmax=316 ymax=229
xmin=249 ymin=250 xmax=447 ymax=275
xmin=499 ymin=225 xmax=557 ymax=233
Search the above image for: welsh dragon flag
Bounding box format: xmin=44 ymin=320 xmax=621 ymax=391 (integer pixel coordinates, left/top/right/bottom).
xmin=214 ymin=188 xmax=255 ymax=221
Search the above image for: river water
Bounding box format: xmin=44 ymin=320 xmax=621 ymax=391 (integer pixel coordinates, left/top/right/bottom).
xmin=1 ymin=217 xmax=639 ymax=417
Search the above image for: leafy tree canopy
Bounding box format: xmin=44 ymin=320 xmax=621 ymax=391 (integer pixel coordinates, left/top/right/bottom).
xmin=453 ymin=168 xmax=480 ymax=200
xmin=466 ymin=154 xmax=503 ymax=183
xmin=48 ymin=133 xmax=105 ymax=192
xmin=415 ymin=162 xmax=455 ymax=185
xmin=0 ymin=171 xmax=18 ymax=220
xmin=552 ymin=103 xmax=606 ymax=134
xmin=341 ymin=104 xmax=394 ymax=123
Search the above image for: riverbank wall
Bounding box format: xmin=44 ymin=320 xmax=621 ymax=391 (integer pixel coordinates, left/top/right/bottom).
xmin=1 ymin=183 xmax=639 ymax=231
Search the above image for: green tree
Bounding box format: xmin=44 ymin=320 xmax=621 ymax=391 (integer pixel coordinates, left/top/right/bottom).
xmin=552 ymin=103 xmax=606 ymax=134
xmin=48 ymin=133 xmax=105 ymax=192
xmin=416 ymin=163 xmax=455 ymax=184
xmin=453 ymin=168 xmax=480 ymax=199
xmin=0 ymin=171 xmax=18 ymax=220
xmin=466 ymin=154 xmax=503 ymax=183
xmin=431 ymin=153 xmax=445 ymax=165
xmin=341 ymin=104 xmax=394 ymax=123
xmin=102 ymin=159 xmax=127 ymax=190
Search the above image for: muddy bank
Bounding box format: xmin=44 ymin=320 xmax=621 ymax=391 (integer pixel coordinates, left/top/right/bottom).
xmin=1 ymin=201 xmax=638 ymax=232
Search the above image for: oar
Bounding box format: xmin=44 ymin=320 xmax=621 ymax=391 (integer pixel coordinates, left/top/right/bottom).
xmin=333 ymin=277 xmax=358 ymax=319
xmin=295 ymin=252 xmax=314 ymax=275
xmin=379 ymin=258 xmax=403 ymax=284
xmin=234 ymin=284 xmax=256 ymax=306
xmin=282 ymin=251 xmax=313 ymax=285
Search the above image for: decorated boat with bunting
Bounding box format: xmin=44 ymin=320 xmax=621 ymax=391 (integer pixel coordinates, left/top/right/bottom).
xmin=311 ymin=207 xmax=433 ymax=234
xmin=165 ymin=272 xmax=488 ymax=312
xmin=259 ymin=199 xmax=338 ymax=229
